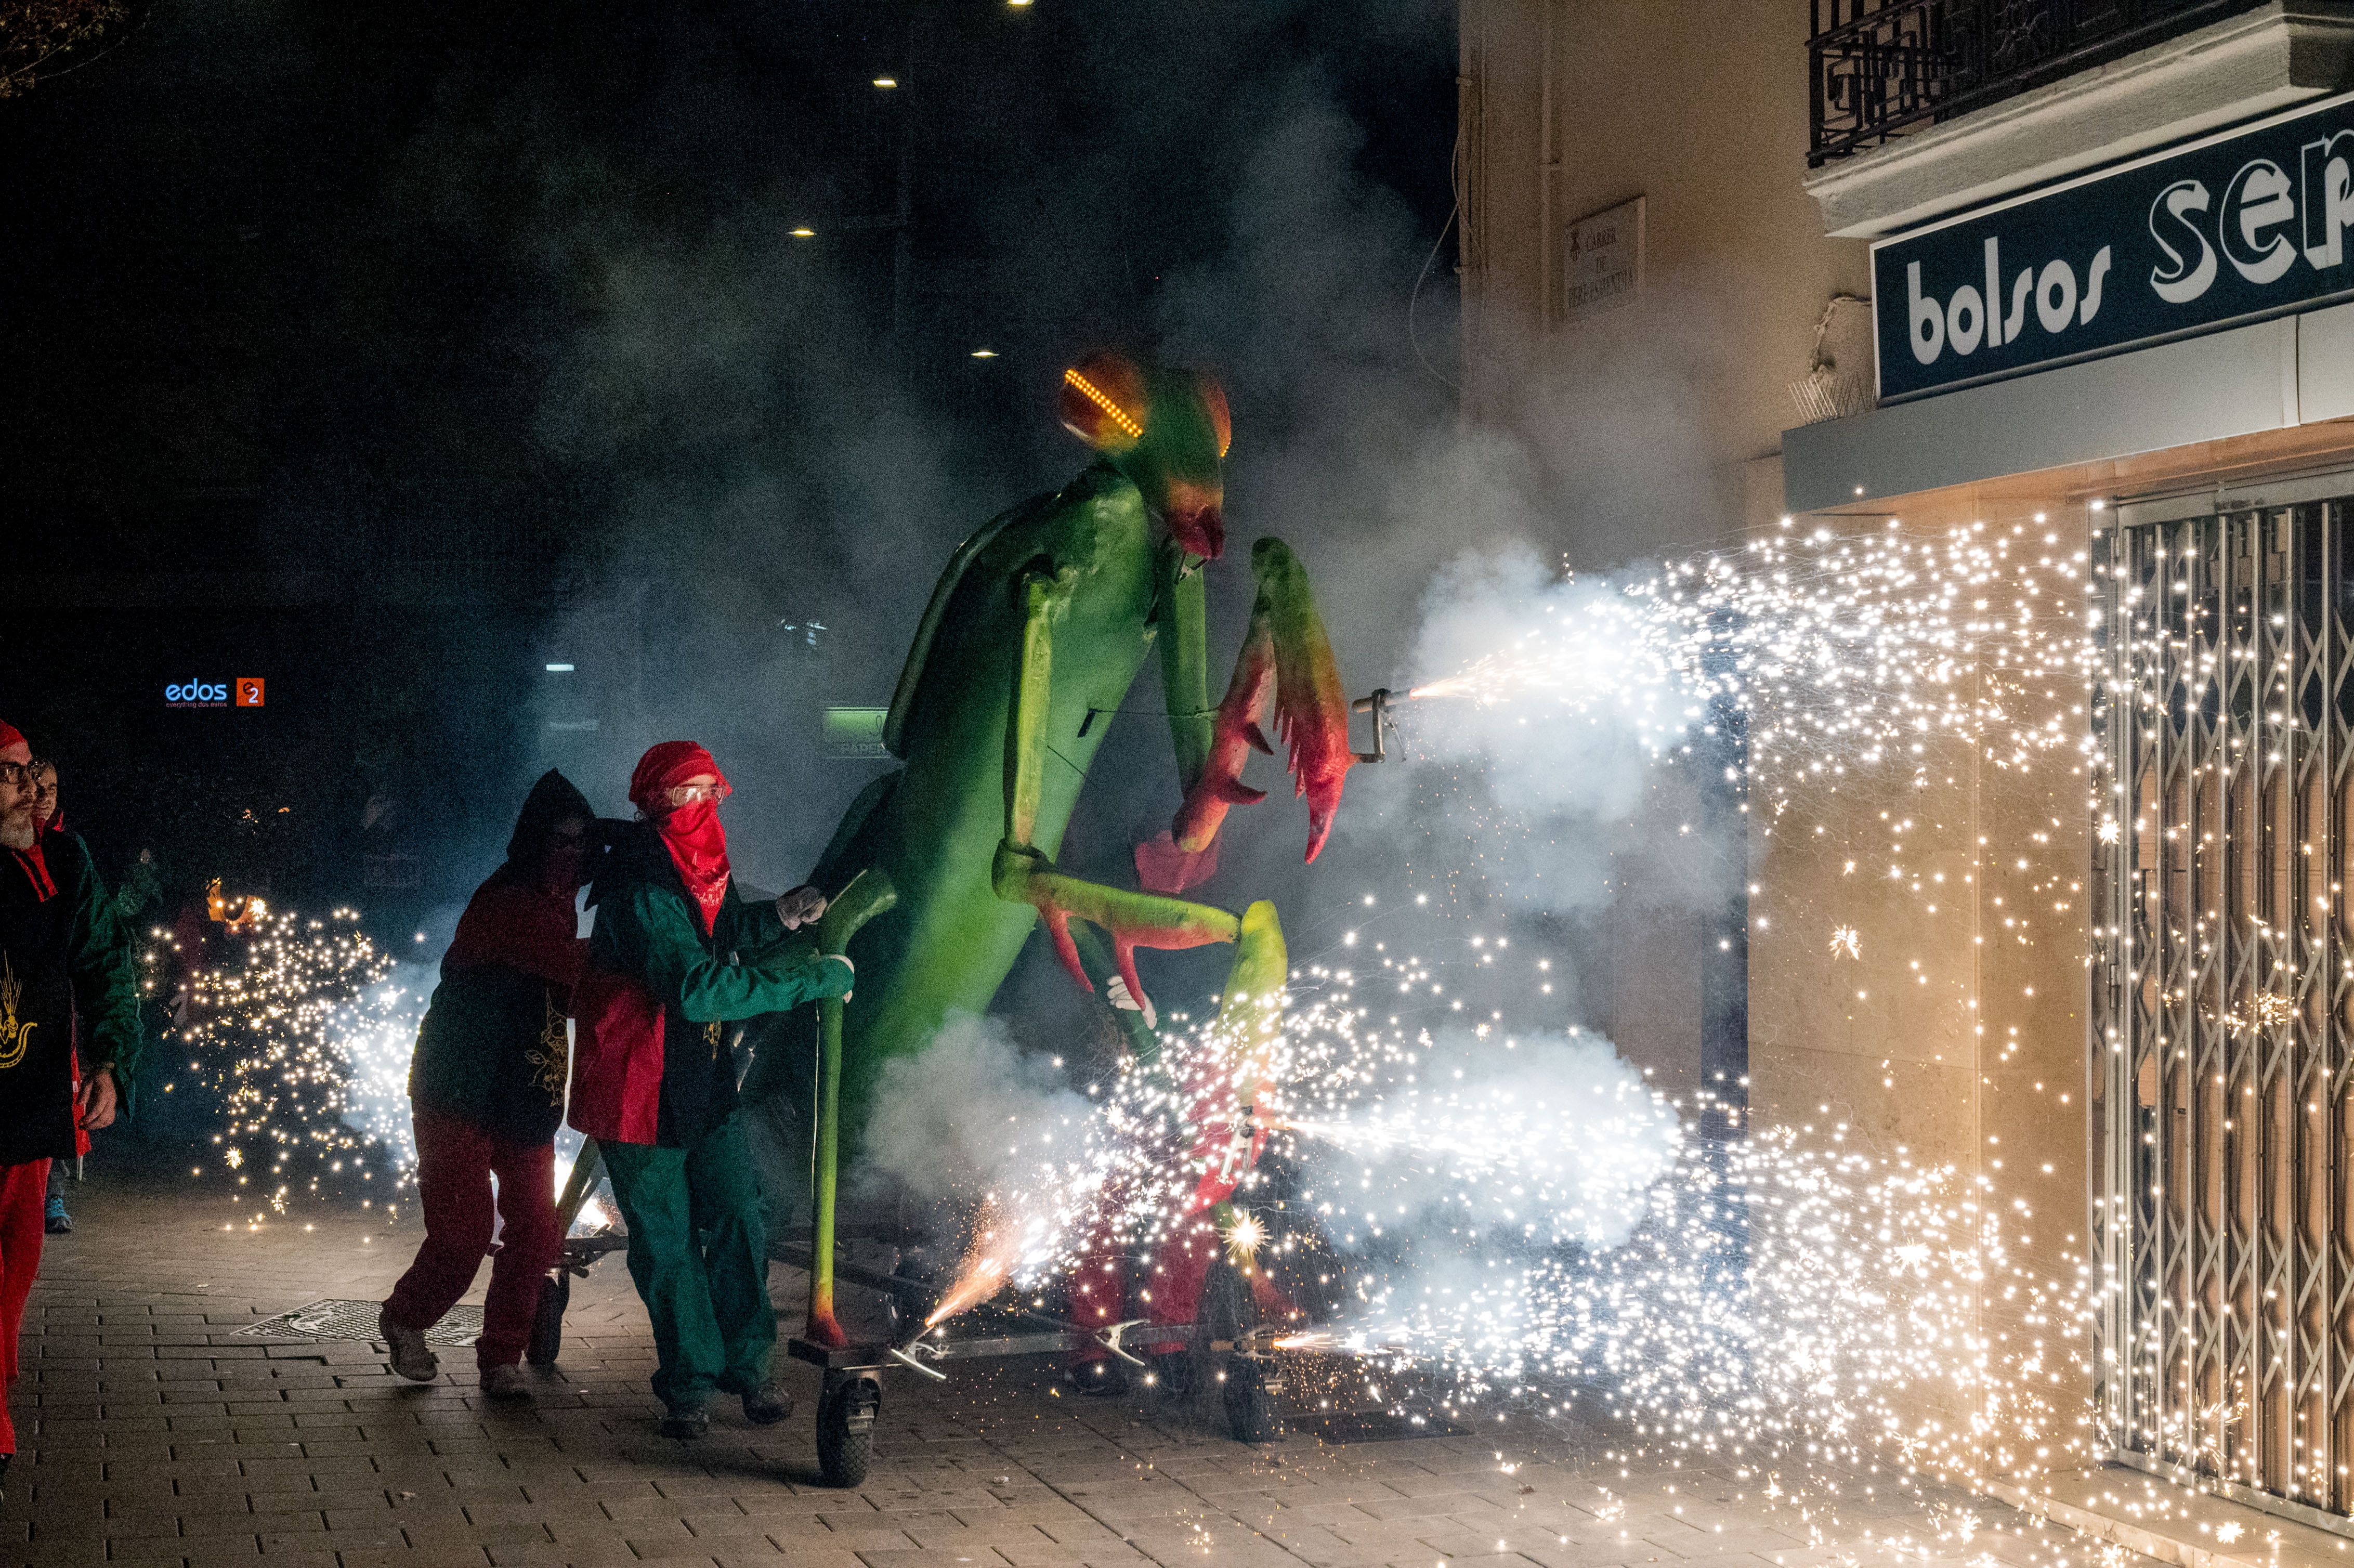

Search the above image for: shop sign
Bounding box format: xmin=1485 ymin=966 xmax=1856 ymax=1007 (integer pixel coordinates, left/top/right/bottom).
xmin=1875 ymin=90 xmax=2354 ymax=402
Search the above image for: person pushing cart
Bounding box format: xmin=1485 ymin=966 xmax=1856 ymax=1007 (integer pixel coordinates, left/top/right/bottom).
xmin=567 ymin=741 xmax=851 ymax=1441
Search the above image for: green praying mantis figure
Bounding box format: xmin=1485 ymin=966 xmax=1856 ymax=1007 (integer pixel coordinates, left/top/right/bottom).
xmin=795 ymin=351 xmax=1358 ymax=1345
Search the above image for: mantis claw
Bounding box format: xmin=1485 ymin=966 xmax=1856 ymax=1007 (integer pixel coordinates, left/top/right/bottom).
xmin=993 ymin=841 xmax=1239 ymax=1024
xmin=1144 ymin=539 xmax=1355 ymax=892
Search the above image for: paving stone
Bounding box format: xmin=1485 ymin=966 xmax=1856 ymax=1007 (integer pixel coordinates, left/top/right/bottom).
xmin=2 ymin=1174 xmax=2119 ymax=1568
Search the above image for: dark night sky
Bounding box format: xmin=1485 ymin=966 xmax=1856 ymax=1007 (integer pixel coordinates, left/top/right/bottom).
xmin=0 ymin=0 xmax=1459 ymax=949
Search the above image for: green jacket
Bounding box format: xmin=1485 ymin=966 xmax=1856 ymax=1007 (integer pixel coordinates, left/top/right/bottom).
xmin=579 ymin=824 xmax=850 ymax=1147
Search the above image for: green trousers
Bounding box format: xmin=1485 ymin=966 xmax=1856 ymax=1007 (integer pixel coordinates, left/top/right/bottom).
xmin=601 ymin=1113 xmax=774 ymax=1413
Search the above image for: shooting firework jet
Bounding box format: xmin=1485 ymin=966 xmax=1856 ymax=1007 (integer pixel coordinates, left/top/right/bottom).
xmin=1404 ymin=519 xmax=2098 ymax=819
xmin=170 ymin=905 xmax=424 ymax=1219
xmin=925 ymin=1194 xmax=1047 ymax=1328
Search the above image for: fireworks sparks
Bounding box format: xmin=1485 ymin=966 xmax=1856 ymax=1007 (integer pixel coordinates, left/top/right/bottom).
xmin=2215 ymin=990 xmax=2297 ymax=1036
xmin=927 ymin=1196 xmax=1037 ymax=1328
xmin=164 ymin=904 xmax=423 ymax=1218
xmin=910 ymin=963 xmax=2096 ymax=1552
xmin=1222 ymin=1208 xmax=1266 ymax=1267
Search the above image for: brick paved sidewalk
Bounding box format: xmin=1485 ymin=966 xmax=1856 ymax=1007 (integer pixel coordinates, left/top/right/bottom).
xmin=0 ymin=1168 xmax=2051 ymax=1568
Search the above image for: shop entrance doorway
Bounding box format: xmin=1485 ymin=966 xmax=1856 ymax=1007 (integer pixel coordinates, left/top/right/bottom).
xmin=2095 ymin=493 xmax=2354 ymax=1524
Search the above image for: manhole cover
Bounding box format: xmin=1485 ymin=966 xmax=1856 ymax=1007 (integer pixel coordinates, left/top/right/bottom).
xmin=230 ymin=1299 xmax=480 ymax=1348
xmin=1286 ymin=1409 xmax=1467 ymax=1443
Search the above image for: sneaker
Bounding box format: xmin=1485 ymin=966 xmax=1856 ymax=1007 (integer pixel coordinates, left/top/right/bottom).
xmin=479 ymin=1363 xmax=531 ymax=1400
xmin=43 ymin=1197 xmax=69 ymax=1235
xmin=739 ymin=1384 xmax=792 ymax=1426
xmin=378 ymin=1304 xmax=439 ymax=1382
xmin=659 ymin=1405 xmax=710 ymax=1440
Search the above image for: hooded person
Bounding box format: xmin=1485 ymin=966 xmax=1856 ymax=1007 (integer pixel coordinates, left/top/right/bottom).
xmin=378 ymin=769 xmax=597 ymax=1397
xmin=0 ymin=721 xmax=137 ymax=1498
xmin=567 ymin=741 xmax=849 ymax=1439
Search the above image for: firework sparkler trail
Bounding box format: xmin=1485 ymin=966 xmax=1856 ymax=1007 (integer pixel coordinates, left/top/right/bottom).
xmin=156 ymin=904 xmax=425 ymax=1221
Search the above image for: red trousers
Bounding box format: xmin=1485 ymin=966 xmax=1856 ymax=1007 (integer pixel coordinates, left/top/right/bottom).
xmin=0 ymin=1159 xmax=49 ymax=1455
xmin=385 ymin=1107 xmax=558 ymax=1369
xmin=1067 ymin=1208 xmax=1218 ymax=1367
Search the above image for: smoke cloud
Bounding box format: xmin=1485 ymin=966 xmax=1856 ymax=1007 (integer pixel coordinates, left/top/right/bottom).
xmin=1299 ymin=1026 xmax=1682 ymax=1256
xmin=1374 ymin=543 xmax=1725 ymax=919
xmin=858 ymin=1012 xmax=1092 ymax=1206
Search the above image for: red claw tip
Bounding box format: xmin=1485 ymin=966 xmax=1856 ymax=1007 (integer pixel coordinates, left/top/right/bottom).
xmin=1136 ymin=832 xmax=1219 ymax=895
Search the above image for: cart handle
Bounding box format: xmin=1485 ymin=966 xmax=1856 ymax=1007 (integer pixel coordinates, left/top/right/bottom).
xmin=807 ymin=868 xmax=899 ymax=1349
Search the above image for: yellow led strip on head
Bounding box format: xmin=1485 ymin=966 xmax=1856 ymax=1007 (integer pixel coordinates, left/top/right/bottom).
xmin=1065 ymin=368 xmax=1143 ymax=439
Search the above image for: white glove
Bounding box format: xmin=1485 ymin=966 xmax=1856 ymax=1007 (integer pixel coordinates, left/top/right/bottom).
xmin=1105 ymin=973 xmax=1156 ymax=1030
xmin=776 ymin=884 xmax=829 ymax=931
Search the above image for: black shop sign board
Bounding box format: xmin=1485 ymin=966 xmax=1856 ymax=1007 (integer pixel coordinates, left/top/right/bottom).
xmin=1874 ymin=89 xmax=2354 ymax=402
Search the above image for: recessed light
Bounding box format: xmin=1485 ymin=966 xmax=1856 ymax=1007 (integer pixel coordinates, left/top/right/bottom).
xmin=972 ymin=349 xmax=998 ymax=358
xmin=791 ymin=227 xmax=816 ymax=238
xmin=545 ymin=663 xmax=574 ymax=672
xmin=873 ymin=76 xmax=897 ymax=88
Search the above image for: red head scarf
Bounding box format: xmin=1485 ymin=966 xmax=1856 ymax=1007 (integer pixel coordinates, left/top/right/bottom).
xmin=629 ymin=741 xmax=732 ymax=935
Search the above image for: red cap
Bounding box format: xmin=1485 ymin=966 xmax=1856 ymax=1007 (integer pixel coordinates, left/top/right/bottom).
xmin=0 ymin=720 xmax=25 ymax=762
xmin=629 ymin=741 xmax=727 ymax=812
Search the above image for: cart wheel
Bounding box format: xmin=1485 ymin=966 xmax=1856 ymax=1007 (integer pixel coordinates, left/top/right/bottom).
xmin=1222 ymin=1354 xmax=1276 ymax=1444
xmin=526 ymin=1272 xmax=570 ymax=1367
xmin=1192 ymin=1261 xmax=1276 ymax=1442
xmin=816 ymin=1372 xmax=880 ymax=1488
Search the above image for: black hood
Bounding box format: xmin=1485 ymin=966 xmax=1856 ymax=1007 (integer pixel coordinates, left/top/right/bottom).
xmin=504 ymin=769 xmax=595 ymax=881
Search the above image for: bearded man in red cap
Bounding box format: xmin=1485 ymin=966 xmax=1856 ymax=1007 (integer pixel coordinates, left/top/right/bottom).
xmin=569 ymin=742 xmax=852 ymax=1439
xmin=0 ymin=721 xmax=138 ymax=1498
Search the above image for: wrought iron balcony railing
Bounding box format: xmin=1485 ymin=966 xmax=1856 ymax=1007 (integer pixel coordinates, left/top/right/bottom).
xmin=1809 ymin=0 xmax=2271 ymax=166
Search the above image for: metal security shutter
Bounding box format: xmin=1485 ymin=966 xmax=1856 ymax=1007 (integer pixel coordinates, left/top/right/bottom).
xmin=2094 ymin=495 xmax=2354 ymax=1524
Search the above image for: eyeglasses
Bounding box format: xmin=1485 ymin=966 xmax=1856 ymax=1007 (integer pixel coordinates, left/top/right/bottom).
xmin=664 ymin=780 xmax=731 ymax=807
xmin=0 ymin=762 xmax=28 ymax=788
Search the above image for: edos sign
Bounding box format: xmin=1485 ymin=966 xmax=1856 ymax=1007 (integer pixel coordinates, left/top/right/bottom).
xmin=164 ymin=678 xmax=263 ymax=709
xmin=1874 ymin=90 xmax=2354 ymax=401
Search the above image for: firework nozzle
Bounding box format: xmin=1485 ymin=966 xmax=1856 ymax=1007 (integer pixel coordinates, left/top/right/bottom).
xmin=1350 ymin=687 xmax=1393 ymax=764
xmin=1092 ymin=1318 xmax=1158 ymax=1367
xmin=884 ymin=1344 xmax=949 ymax=1381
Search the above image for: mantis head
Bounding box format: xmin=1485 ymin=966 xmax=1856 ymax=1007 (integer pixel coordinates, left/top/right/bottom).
xmin=1058 ymin=351 xmax=1231 ymax=560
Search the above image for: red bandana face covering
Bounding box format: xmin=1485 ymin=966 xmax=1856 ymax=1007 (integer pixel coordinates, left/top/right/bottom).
xmin=629 ymin=741 xmax=732 ymax=936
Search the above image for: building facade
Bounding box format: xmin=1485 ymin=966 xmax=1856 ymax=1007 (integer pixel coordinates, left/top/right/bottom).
xmin=1463 ymin=0 xmax=2354 ymax=1527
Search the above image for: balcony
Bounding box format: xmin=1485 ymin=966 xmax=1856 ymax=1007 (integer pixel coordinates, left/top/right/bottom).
xmin=1809 ymin=0 xmax=2270 ymax=165
xmin=1801 ymin=0 xmax=2354 ymax=238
